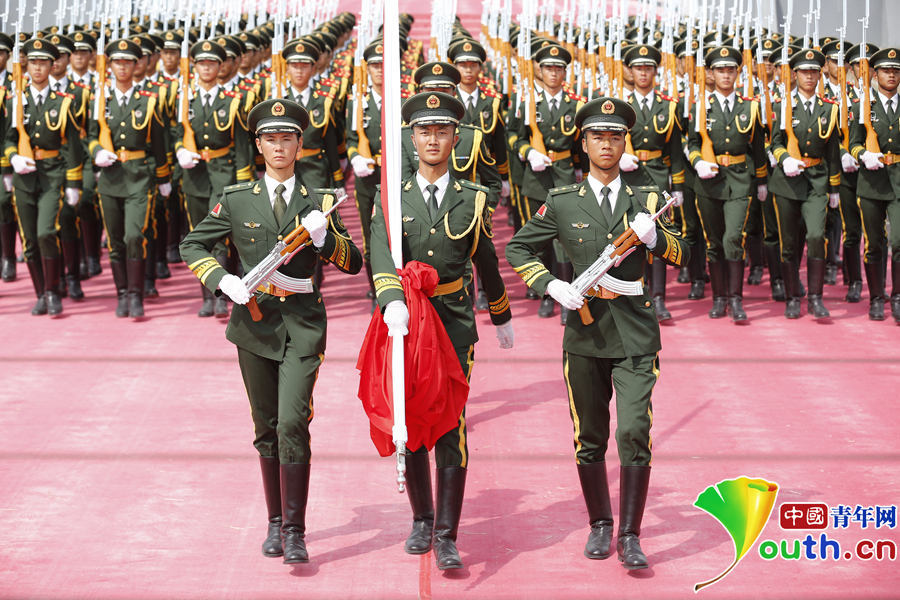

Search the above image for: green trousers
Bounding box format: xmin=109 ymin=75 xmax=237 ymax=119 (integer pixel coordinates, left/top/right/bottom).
xmin=98 ymin=192 xmax=152 ymax=261
xmin=858 ymin=196 xmax=900 ymax=263
xmin=12 ymin=186 xmax=63 ymax=260
xmin=354 ymin=180 xmax=377 ymax=264
xmin=772 ymin=194 xmax=828 ymax=261
xmin=838 ymin=173 xmax=861 ymax=247
xmin=696 ymin=195 xmax=751 ymax=262
xmin=563 ymin=351 xmax=658 ymax=467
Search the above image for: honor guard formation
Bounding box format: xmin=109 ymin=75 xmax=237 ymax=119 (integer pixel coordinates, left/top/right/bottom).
xmin=0 ymin=0 xmax=897 ymax=575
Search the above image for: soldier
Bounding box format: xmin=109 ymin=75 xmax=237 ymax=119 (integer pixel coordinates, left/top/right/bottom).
xmin=687 ymin=46 xmax=767 ymax=322
xmin=155 ymin=30 xmax=186 ymax=267
xmin=0 ymin=32 xmax=17 ymax=283
xmin=505 ymin=97 xmax=689 ymax=571
xmin=89 ymin=38 xmax=170 ymax=319
xmin=172 ymin=39 xmax=253 ymax=317
xmin=768 ymin=49 xmax=841 ymax=319
xmin=512 ymin=43 xmax=584 ymax=320
xmin=4 ymin=38 xmax=83 ymax=316
xmin=619 ymin=43 xmax=686 ymax=321
xmin=850 ymin=47 xmax=900 ymax=322
xmin=180 ymin=98 xmax=362 ymax=564
xmin=370 ymin=92 xmax=514 ymax=570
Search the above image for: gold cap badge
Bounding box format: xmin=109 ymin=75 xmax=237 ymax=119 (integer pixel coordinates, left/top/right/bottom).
xmin=426 ymin=94 xmax=440 ymax=109
xmin=601 ymin=100 xmax=615 ymax=114
xmin=272 ymin=102 xmax=285 ymax=116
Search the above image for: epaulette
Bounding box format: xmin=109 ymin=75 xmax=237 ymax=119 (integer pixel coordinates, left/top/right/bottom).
xmin=400 ymin=88 xmax=412 ymax=99
xmin=315 ymin=88 xmax=334 ymax=99
xmin=138 ymin=90 xmax=157 ymax=98
xmin=73 ymin=80 xmax=90 ymax=89
xmin=741 ymin=95 xmax=753 ymax=101
xmin=238 ymin=83 xmax=253 ymax=92
xmin=223 ymin=90 xmax=239 ymax=98
xmin=224 ymin=181 xmax=255 ymax=193
xmin=819 ymin=95 xmax=836 ymax=104
xmin=479 ymin=86 xmax=500 ymax=99
xmin=458 ymin=179 xmax=489 ymax=193
xmin=657 ymin=91 xmax=673 ymax=102
xmin=548 ymin=183 xmax=581 ymax=195
xmin=54 ymin=91 xmax=74 ymax=99
xmin=147 ymin=80 xmax=165 ymax=88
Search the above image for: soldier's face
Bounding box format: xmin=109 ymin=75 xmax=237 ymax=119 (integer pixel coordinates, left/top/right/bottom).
xmin=51 ymin=54 xmax=69 ymax=78
xmin=256 ymin=132 xmax=302 ymax=170
xmin=218 ymin=57 xmax=237 ymax=81
xmin=631 ymin=64 xmax=656 ymax=90
xmin=239 ymin=51 xmax=254 ymax=70
xmin=71 ymin=49 xmax=92 ymax=72
xmin=26 ymin=58 xmax=52 ymax=86
xmin=583 ymin=130 xmax=625 ymax=173
xmin=195 ymin=59 xmax=221 ymax=85
xmin=160 ymin=49 xmax=178 ymax=72
xmin=287 ymin=60 xmax=314 ymax=89
xmin=133 ymin=54 xmax=149 ymax=78
xmin=0 ymin=50 xmax=9 ymax=71
xmin=795 ymin=68 xmax=820 ymax=95
xmin=456 ymin=60 xmax=481 ymax=86
xmin=825 ymin=58 xmax=839 ymax=79
xmin=540 ymin=64 xmax=565 ymax=91
xmin=623 ymin=65 xmax=634 ymax=85
xmin=411 ymin=124 xmax=458 ymax=167
xmin=110 ymin=59 xmax=137 ymax=83
xmin=877 ymin=67 xmax=900 ymax=93
xmin=712 ymin=65 xmax=737 ymax=93
xmin=367 ymin=62 xmax=383 ymax=87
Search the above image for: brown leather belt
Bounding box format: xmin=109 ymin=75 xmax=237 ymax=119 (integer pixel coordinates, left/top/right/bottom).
xmin=800 ymin=157 xmax=822 ymax=167
xmin=200 ymin=143 xmax=234 ymax=161
xmin=430 ymin=277 xmax=463 ymax=297
xmin=257 ymin=283 xmax=295 ymax=297
xmin=635 ymin=149 xmax=663 ymax=161
xmin=116 ymin=149 xmax=147 ymax=162
xmin=33 ymin=148 xmax=60 ymax=160
xmin=882 ymin=153 xmax=900 ymax=165
xmin=585 ymin=286 xmax=620 ymax=300
xmin=715 ymin=154 xmax=746 ymax=166
xmin=548 ymin=149 xmax=571 ymax=162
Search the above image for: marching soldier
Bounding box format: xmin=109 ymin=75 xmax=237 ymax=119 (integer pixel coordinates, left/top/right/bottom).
xmin=89 ymin=38 xmax=170 ymax=319
xmin=506 ymin=97 xmax=688 ymax=571
xmin=172 ymin=39 xmax=253 ymax=317
xmin=687 ymin=46 xmax=767 ymax=322
xmin=0 ymin=32 xmax=17 ymax=283
xmin=370 ymin=91 xmax=514 ymax=570
xmin=180 ymin=98 xmax=362 ymax=564
xmin=849 ymin=47 xmax=900 ymax=322
xmin=4 ymin=38 xmax=83 ymax=316
xmin=768 ymin=48 xmax=841 ymax=319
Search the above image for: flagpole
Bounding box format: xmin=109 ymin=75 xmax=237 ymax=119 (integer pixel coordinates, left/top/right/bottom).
xmin=381 ymin=0 xmax=408 ymax=493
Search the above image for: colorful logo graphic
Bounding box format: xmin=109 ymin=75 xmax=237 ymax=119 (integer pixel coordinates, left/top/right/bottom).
xmin=693 ymin=476 xmax=779 ymax=592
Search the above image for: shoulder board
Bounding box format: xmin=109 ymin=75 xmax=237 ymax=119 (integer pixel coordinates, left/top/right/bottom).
xmin=851 ymin=97 xmax=860 ymax=104
xmin=147 ymin=80 xmax=165 ymax=88
xmin=55 ymin=91 xmax=75 ymax=99
xmin=457 ymin=179 xmax=489 ymax=193
xmin=223 ymin=90 xmax=239 ymax=98
xmin=315 ymin=89 xmax=334 ymax=99
xmin=400 ymin=89 xmax=412 ymax=99
xmin=73 ymin=81 xmax=90 ymax=90
xmin=634 ymin=185 xmax=658 ymax=194
xmin=656 ymin=91 xmax=673 ymax=102
xmin=548 ymin=183 xmax=581 ymax=195
xmin=238 ymin=83 xmax=253 ymax=91
xmin=320 ymin=77 xmax=336 ymax=87
xmin=224 ymin=181 xmax=255 ymax=193
xmin=819 ymin=95 xmax=836 ymax=104
xmin=139 ymin=90 xmax=157 ymax=98
xmin=479 ymin=86 xmax=500 ymax=98
xmin=741 ymin=95 xmax=753 ymax=102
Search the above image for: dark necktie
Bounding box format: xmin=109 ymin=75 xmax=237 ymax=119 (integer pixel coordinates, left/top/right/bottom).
xmin=425 ymin=184 xmax=439 ymax=220
xmin=600 ymin=186 xmax=613 ymax=223
xmin=203 ymin=92 xmax=212 ymax=118
xmin=889 ymin=98 xmax=897 ymax=122
xmin=641 ymin=97 xmax=650 ymax=120
xmin=273 ymin=183 xmax=287 ymax=225
xmin=722 ymin=98 xmax=731 ymax=120
xmin=466 ymin=95 xmax=476 ymax=119
xmin=34 ymin=92 xmax=44 ymax=111
xmin=549 ymin=97 xmax=559 ymax=119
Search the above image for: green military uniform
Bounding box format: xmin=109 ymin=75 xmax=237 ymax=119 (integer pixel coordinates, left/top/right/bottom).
xmin=768 ymin=49 xmax=842 ymax=319
xmin=3 ymin=39 xmax=84 ymax=316
xmin=370 ymin=91 xmax=512 ymax=571
xmin=0 ymin=32 xmax=17 ymax=282
xmin=88 ymin=39 xmax=170 ymax=319
xmin=506 ymin=97 xmax=689 ymax=571
xmin=848 ymin=47 xmax=900 ymax=322
xmin=687 ymin=46 xmax=767 ymax=322
xmin=180 ymin=99 xmax=362 ymax=565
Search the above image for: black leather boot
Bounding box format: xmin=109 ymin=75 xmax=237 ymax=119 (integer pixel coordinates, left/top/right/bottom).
xmin=782 ymin=261 xmax=801 ymax=319
xmin=198 ymin=284 xmax=214 ymax=317
xmin=433 ymin=466 xmax=466 ymax=570
xmin=650 ymin=259 xmax=671 ymax=321
xmin=280 ymin=463 xmax=311 ymax=564
xmin=155 ymin=217 xmax=171 ymax=279
xmin=578 ymin=462 xmax=613 ymax=560
xmin=26 ymin=259 xmax=47 ymax=315
xmin=677 ymin=265 xmax=690 ymax=284
xmin=746 ymin=235 xmax=764 ymax=285
xmin=844 ymin=243 xmax=862 ymax=303
xmin=404 ymin=452 xmax=434 ymax=555
xmin=364 ymin=261 xmax=375 ymax=299
xmin=707 ymin=261 xmax=727 ymax=318
xmin=864 ymin=262 xmax=886 ymax=321
xmin=726 ymin=259 xmax=747 ymax=322
xmin=259 ymin=456 xmax=283 ymax=557
xmin=764 ymin=244 xmax=785 ymax=301
xmin=616 ymin=465 xmax=651 ymax=570
xmin=1 ymin=221 xmax=17 ymax=282
xmin=111 ymin=260 xmax=129 ymax=318
xmin=807 ymin=258 xmax=830 ymax=319
xmin=891 ymin=260 xmax=900 ymax=323
xmin=526 ymin=287 xmax=539 ymax=300
xmin=80 ymin=217 xmax=102 ymax=277
xmin=143 ymin=249 xmax=158 ymax=299
xmin=166 ymin=214 xmax=182 ymax=263
xmin=126 ymin=259 xmax=145 ymax=319
xmin=538 ymin=295 xmax=555 ymax=318
xmin=43 ymin=257 xmax=63 ymax=316
xmin=62 ymin=240 xmax=85 ymax=301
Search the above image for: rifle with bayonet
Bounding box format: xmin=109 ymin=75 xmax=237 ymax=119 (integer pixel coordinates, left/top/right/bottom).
xmin=858 ymin=0 xmax=880 ymax=154
xmin=837 ymin=0 xmax=849 ymax=151
xmin=696 ymin=0 xmax=716 ymax=164
xmin=12 ymin=1 xmax=33 ymax=160
xmin=781 ymin=0 xmax=802 ymax=159
xmin=179 ymin=11 xmax=198 ymax=155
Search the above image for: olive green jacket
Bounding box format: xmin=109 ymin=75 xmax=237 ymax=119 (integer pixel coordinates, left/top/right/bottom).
xmin=849 ymin=95 xmax=900 ymax=201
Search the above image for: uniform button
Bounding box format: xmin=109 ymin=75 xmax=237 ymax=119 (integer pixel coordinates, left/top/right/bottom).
xmin=36 ymin=121 xmax=41 ymax=126
xmin=120 ymin=134 xmax=126 ymax=139
xmin=120 ymin=122 xmax=125 ymax=126
xmin=430 ymin=228 xmax=436 ymax=234
xmin=551 ymin=126 xmax=556 ymax=131
xmin=725 ymin=126 xmax=730 ymax=130
xmin=645 ymin=301 xmax=651 ymax=307
xmin=643 ymin=137 xmax=648 ymax=142
xmin=277 ymin=235 xmax=283 ymax=240
xmin=607 ymin=233 xmax=613 ymax=239
xmin=203 ymin=134 xmax=209 ymax=139
xmin=644 ymin=125 xmax=649 ymax=130
xmin=403 ymin=232 xmax=408 ymax=236
xmin=35 ymin=133 xmax=40 ymax=137
xmin=427 ymin=250 xmax=434 ymax=256
xmin=280 ymin=297 xmax=286 ymax=302
xmin=806 ymin=141 xmax=811 ymax=145
xmin=808 ymin=128 xmax=812 ymax=133
xmin=317 ymin=297 xmax=322 ymax=304
xmin=250 ymin=237 xmax=255 ymax=242
xmin=458 ymin=295 xmax=464 ymax=301
xmin=578 ymin=237 xmax=583 ymax=243
xmin=204 ymin=122 xmax=209 ymax=127
xmin=725 ymin=138 xmax=730 ymax=142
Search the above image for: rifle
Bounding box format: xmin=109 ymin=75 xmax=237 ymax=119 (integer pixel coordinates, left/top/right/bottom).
xmin=178 ymin=12 xmax=198 ymax=154
xmin=781 ymin=0 xmax=802 ymax=159
xmin=242 ymin=191 xmax=347 ymax=322
xmin=572 ymin=191 xmax=678 ymax=326
xmin=858 ymin=0 xmax=880 ymax=153
xmin=522 ymin=10 xmax=548 ymax=158
xmin=756 ymin=0 xmax=772 ymax=131
xmin=696 ymin=2 xmax=716 ymax=164
xmin=93 ymin=21 xmax=114 ymax=152
xmin=837 ymin=0 xmax=849 ymax=150
xmin=12 ymin=4 xmax=33 ymax=160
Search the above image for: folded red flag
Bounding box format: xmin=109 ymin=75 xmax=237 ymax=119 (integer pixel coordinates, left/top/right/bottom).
xmin=356 ymin=261 xmax=470 ymax=457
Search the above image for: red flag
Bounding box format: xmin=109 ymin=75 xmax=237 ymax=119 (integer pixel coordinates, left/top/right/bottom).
xmin=357 ymin=261 xmax=470 ymax=456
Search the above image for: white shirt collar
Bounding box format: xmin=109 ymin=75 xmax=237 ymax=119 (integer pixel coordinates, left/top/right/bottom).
xmin=263 ymin=174 xmax=296 ymax=210
xmin=370 ymin=88 xmax=382 ymax=109
xmin=713 ymin=90 xmax=736 ymax=108
xmin=114 ymin=81 xmax=135 ymax=103
xmin=29 ymin=85 xmax=50 ymax=104
xmin=222 ymin=73 xmax=241 ymax=91
xmin=586 ymin=174 xmax=622 ymax=214
xmin=416 ymin=170 xmax=451 ymax=210
xmin=878 ymin=90 xmax=897 ymax=111
xmin=197 ymin=84 xmax=220 ymax=103
xmin=50 ymin=75 xmax=69 ymax=91
xmin=544 ymin=88 xmax=563 ymax=105
xmin=633 ymin=89 xmax=654 ymax=109
xmin=291 ymin=84 xmax=312 ymax=105
xmin=458 ymin=86 xmax=479 ymax=106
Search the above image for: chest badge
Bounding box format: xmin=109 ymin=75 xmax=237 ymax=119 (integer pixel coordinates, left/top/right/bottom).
xmin=243 ymin=221 xmax=261 ymax=229
xmin=134 ymin=109 xmax=143 ymax=119
xmin=739 ymin=113 xmax=748 ymax=122
xmin=571 ymin=222 xmax=590 ymax=229
xmin=564 ymin=114 xmax=572 ymax=123
xmin=658 ymin=113 xmax=665 ymax=122
xmin=820 ymin=116 xmax=828 ymax=125
xmin=312 ymin=108 xmax=320 ymax=117
xmin=218 ymin=108 xmax=227 ymax=118
xmin=402 ymin=216 xmax=415 ymax=222
xmin=49 ymin=108 xmax=58 ymax=118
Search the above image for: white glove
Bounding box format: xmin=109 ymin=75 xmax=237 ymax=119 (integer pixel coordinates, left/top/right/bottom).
xmin=158 ymin=182 xmax=172 ymax=198
xmin=495 ymin=321 xmax=514 ymax=349
xmin=301 ymin=209 xmax=328 ymax=248
xmin=860 ymin=151 xmax=884 ymax=170
xmin=10 ymin=154 xmax=36 ymax=174
xmin=841 ymin=153 xmax=859 ymax=173
xmin=767 ymin=150 xmax=777 ymax=167
xmin=500 ymin=180 xmax=510 ymax=198
xmin=383 ymin=300 xmax=409 ymax=337
xmin=3 ymin=175 xmax=12 ymax=192
xmin=546 ymin=279 xmax=584 ymax=310
xmin=619 ymin=152 xmax=640 ymax=172
xmin=351 ymin=154 xmax=375 ymax=177
xmin=176 ymin=147 xmax=201 ymax=169
xmin=64 ymin=188 xmax=80 ymax=207
xmin=757 ymin=184 xmax=768 ymax=202
xmin=828 ymin=193 xmax=841 ymax=209
xmin=630 ymin=212 xmax=657 ymax=248
xmin=94 ymin=149 xmax=118 ymax=168
xmin=218 ymin=274 xmax=251 ymax=305
xmin=671 ymin=190 xmax=684 ymax=207
xmin=527 ymin=149 xmax=552 ymax=172
xmin=782 ymin=156 xmax=805 ymax=177
xmin=695 ymin=160 xmax=719 ymax=179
